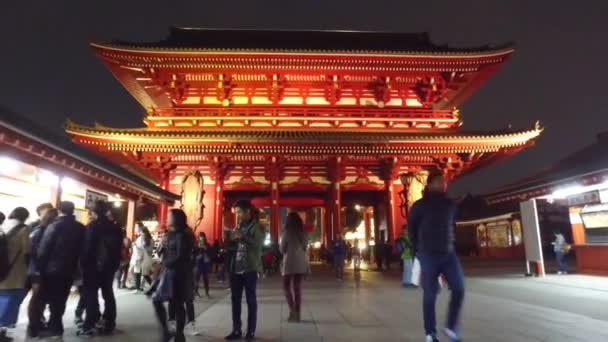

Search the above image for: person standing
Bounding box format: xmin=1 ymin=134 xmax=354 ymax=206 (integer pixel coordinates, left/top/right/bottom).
xmin=0 ymin=207 xmax=30 ymax=341
xmin=27 ymin=207 xmax=58 ymax=338
xmin=195 ymin=232 xmax=211 ymax=298
xmin=152 ymin=209 xmax=194 ymax=342
xmin=36 ymin=201 xmax=85 ymax=338
xmin=279 ymin=212 xmax=308 ymax=322
xmin=129 ymin=222 xmax=147 ymax=291
xmin=27 ymin=203 xmax=53 ymax=234
xmin=333 ymin=234 xmax=346 ymax=281
xmin=396 ymin=227 xmax=415 ymax=287
xmin=375 ymin=238 xmax=385 ymax=271
xmin=116 ymin=230 xmax=132 ymax=289
xmin=409 ymin=172 xmax=464 ymax=342
xmin=77 ymin=201 xmax=123 ymax=336
xmin=225 ymin=200 xmax=265 ymax=341
xmin=552 ymin=230 xmax=569 ymax=274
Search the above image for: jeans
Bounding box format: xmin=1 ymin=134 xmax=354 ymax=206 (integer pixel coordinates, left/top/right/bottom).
xmin=82 ymin=271 xmax=117 ymax=330
xmin=402 ymin=258 xmax=413 ymax=285
xmin=196 ymin=265 xmax=210 ymax=295
xmin=115 ymin=264 xmax=129 ymax=288
xmin=418 ymin=252 xmax=465 ymax=337
xmin=230 ymin=272 xmax=258 ymax=334
xmin=40 ymin=275 xmax=73 ymax=335
xmin=169 ymin=299 xmax=195 ymax=323
xmin=154 ymin=300 xmax=185 ymax=342
xmin=334 ymin=255 xmax=345 ymax=279
xmin=27 ymin=283 xmax=46 ymax=335
xmin=0 ymin=289 xmax=26 ymax=327
xmin=555 ymin=251 xmax=567 ymax=273
xmin=283 ymin=274 xmax=303 ymax=314
xmin=75 ymin=286 xmax=85 ymax=319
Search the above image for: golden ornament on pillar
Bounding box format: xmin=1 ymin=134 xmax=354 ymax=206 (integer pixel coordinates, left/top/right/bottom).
xmin=180 ymin=171 xmax=206 ymax=229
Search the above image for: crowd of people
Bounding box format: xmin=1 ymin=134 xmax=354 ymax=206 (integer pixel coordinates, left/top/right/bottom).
xmin=5 ymin=172 xmax=561 ymax=341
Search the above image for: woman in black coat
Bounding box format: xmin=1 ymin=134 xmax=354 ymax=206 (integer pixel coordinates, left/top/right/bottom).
xmin=152 ymin=209 xmax=194 ymax=342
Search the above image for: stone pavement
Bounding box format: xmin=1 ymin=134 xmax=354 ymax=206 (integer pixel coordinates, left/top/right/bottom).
xmin=8 ymin=263 xmax=608 ymax=341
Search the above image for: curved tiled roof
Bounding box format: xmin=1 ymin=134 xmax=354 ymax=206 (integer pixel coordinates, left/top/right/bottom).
xmin=0 ymin=107 xmax=178 ymax=202
xmin=66 ymin=120 xmax=541 ymax=148
xmin=92 ymin=27 xmax=514 ymax=56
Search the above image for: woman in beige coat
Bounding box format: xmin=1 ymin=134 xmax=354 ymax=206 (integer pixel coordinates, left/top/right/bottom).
xmin=0 ymin=207 xmax=30 ymax=340
xmin=279 ymin=212 xmax=308 ymax=322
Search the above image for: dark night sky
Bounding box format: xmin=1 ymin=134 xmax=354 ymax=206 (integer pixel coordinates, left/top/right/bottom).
xmin=1 ymin=1 xmax=607 ymax=195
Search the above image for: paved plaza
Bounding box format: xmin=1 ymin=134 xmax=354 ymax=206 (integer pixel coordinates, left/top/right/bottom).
xmin=10 ymin=262 xmax=608 ymax=341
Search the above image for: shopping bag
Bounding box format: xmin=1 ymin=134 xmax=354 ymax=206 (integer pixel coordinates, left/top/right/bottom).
xmin=411 ymin=257 xmax=421 ymax=286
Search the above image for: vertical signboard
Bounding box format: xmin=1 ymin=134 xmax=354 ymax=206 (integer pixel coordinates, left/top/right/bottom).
xmin=520 ymin=199 xmax=545 ymax=276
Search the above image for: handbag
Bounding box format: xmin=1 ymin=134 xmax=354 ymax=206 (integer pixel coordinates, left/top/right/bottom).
xmin=411 ymin=257 xmax=421 ymax=286
xmin=152 ymin=268 xmax=175 ymax=302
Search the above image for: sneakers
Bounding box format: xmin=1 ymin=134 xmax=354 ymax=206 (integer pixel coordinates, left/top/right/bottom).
xmin=225 ymin=330 xmax=243 ymax=340
xmin=185 ymin=321 xmax=201 ymax=336
xmin=425 ymin=335 xmax=440 ymax=342
xmin=76 ymin=327 xmax=95 ymax=337
xmin=245 ymin=332 xmax=256 ymax=341
xmin=443 ymin=328 xmax=461 ymax=342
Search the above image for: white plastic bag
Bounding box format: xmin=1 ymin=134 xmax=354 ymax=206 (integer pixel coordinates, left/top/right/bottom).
xmin=411 ymin=257 xmax=421 ymax=286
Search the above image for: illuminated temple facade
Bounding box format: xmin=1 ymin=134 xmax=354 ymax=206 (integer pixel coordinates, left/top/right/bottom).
xmin=67 ymin=28 xmax=541 ymax=243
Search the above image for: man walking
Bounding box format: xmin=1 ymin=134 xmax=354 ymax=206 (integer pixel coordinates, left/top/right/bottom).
xmin=77 ymin=201 xmax=123 ymax=336
xmin=37 ymin=201 xmax=85 ymax=338
xmin=409 ymin=172 xmax=464 ymax=342
xmin=225 ymin=200 xmax=265 ymax=341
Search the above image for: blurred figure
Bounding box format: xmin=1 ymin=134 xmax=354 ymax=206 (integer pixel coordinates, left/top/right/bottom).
xmin=409 ymin=172 xmax=464 ymax=342
xmin=280 ymin=212 xmax=308 ymax=322
xmin=152 ymin=209 xmax=194 ymax=342
xmin=332 ymin=234 xmax=346 ymax=281
xmin=27 ymin=207 xmax=58 ymax=338
xmin=0 ymin=207 xmax=30 ymax=341
xmin=0 ymin=212 xmax=5 ymax=227
xmin=552 ymin=230 xmax=569 ymax=275
xmin=396 ymin=226 xmax=415 ymax=288
xmin=77 ymin=201 xmax=123 ymax=336
xmin=27 ymin=203 xmax=53 ymax=234
xmin=195 ymin=232 xmax=211 ymax=298
xmin=116 ymin=229 xmax=132 ymax=289
xmin=37 ymin=201 xmax=85 ymax=338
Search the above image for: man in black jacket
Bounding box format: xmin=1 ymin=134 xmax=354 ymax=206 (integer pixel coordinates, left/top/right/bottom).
xmin=77 ymin=201 xmax=123 ymax=336
xmin=409 ymin=172 xmax=464 ymax=342
xmin=37 ymin=201 xmax=85 ymax=338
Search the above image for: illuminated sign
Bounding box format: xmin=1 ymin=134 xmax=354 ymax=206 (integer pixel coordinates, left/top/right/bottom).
xmin=567 ymin=190 xmax=601 ymax=207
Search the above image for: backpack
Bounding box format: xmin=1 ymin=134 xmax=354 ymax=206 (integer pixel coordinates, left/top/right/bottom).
xmin=0 ymin=224 xmax=26 ymax=282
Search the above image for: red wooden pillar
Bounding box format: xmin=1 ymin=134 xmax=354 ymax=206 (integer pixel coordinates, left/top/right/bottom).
xmin=327 ymin=157 xmax=344 ymax=239
xmin=214 ymin=178 xmax=225 ymax=242
xmin=385 ymin=179 xmax=396 ymax=242
xmin=270 ymin=181 xmax=280 ymax=241
xmin=157 ymin=171 xmax=170 ymax=228
xmin=332 ymin=181 xmax=342 ymax=238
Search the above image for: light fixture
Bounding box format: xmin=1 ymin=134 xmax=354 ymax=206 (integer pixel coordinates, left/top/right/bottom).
xmin=354 ymin=204 xmax=361 ymax=211
xmin=38 ymin=170 xmax=58 ymax=185
xmin=0 ymin=156 xmax=20 ymax=174
xmin=60 ymin=177 xmax=78 ymax=191
xmin=113 ymin=201 xmax=123 ymax=208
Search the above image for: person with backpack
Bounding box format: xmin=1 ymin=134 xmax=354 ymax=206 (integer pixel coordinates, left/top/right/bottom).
xmin=26 ymin=207 xmax=59 ymax=338
xmin=77 ymin=201 xmax=123 ymax=336
xmin=396 ymin=226 xmax=415 ymax=287
xmin=0 ymin=207 xmax=30 ymax=341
